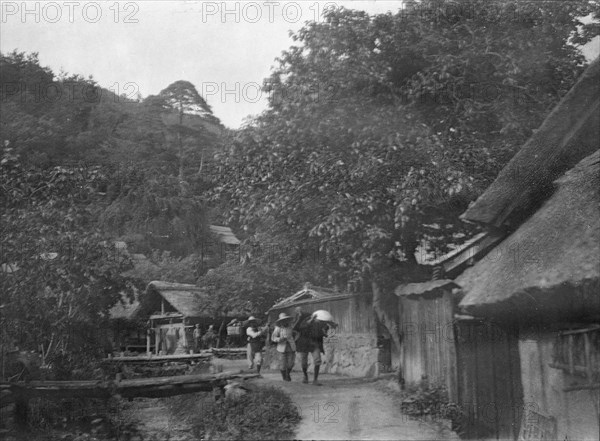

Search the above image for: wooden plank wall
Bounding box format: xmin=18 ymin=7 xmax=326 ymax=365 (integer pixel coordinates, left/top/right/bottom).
xmin=455 ymin=320 xmax=523 ymax=440
xmin=399 ymin=290 xmax=458 ymax=401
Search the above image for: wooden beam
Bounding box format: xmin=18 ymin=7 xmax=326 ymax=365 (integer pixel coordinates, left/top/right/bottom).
xmin=8 ymin=373 xmax=260 ymax=402
xmin=442 ymin=232 xmax=505 ymax=277
xmin=103 ymin=353 xmax=212 ymax=363
xmin=149 ymin=313 xmax=183 ymax=320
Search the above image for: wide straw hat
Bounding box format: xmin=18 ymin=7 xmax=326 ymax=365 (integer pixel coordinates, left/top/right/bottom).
xmin=275 ymin=312 xmax=293 ymax=325
xmin=244 ymin=316 xmax=261 ymax=326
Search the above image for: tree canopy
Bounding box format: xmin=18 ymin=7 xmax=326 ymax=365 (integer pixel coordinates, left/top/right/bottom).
xmin=0 ymin=147 xmax=137 ymax=368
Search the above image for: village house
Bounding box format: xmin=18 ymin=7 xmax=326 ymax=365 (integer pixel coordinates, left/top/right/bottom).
xmin=455 ymin=56 xmax=599 ymax=440
xmin=395 ymin=57 xmax=599 ymax=440
xmin=131 ymin=281 xmax=212 ymax=355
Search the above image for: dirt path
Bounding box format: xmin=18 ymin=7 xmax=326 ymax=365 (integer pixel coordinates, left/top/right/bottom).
xmin=3 ymin=358 xmax=458 ymax=440
xmin=252 ymin=372 xmax=459 ymax=441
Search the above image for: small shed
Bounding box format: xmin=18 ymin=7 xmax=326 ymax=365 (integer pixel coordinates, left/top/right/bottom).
xmin=133 ymin=281 xmax=213 ymax=355
xmin=208 ymin=225 xmax=240 ymax=245
xmin=266 ymin=284 xmax=382 ymax=377
xmin=395 ymin=279 xmax=459 ymax=401
xmin=203 ymin=225 xmax=241 ymax=262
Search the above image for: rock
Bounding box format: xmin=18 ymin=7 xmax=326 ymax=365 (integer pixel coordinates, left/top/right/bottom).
xmin=224 ymin=382 xmax=248 ymax=401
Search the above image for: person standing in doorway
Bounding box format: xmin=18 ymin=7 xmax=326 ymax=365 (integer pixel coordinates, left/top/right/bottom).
xmin=271 ymin=313 xmax=297 ymax=381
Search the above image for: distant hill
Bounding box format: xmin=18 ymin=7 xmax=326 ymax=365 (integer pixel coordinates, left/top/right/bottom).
xmin=0 ymin=50 xmax=224 ymax=169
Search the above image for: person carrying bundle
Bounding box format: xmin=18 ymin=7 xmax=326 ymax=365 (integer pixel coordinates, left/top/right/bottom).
xmin=294 ymin=308 xmax=335 ymax=385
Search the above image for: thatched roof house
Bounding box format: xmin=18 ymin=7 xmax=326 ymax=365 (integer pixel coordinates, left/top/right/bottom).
xmin=457 ymin=150 xmax=599 ymax=321
xmin=133 ymin=281 xmax=211 ymax=320
xmin=391 ymin=58 xmax=599 ymax=440
xmin=454 ymin=57 xmax=600 ymax=440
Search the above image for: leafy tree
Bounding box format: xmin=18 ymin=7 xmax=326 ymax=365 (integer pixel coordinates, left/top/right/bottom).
xmin=0 ymin=147 xmax=137 ymax=372
xmin=210 ymin=1 xmax=599 ymax=354
xmin=0 ymin=51 xmax=104 ymax=167
xmin=146 ymin=80 xmax=222 ymax=194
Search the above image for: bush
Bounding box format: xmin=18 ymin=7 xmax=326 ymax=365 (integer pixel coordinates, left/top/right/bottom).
xmin=400 ymin=382 xmax=464 ymax=435
xmin=178 ymin=386 xmax=301 ymax=440
xmin=26 ymin=397 xmax=119 ymax=431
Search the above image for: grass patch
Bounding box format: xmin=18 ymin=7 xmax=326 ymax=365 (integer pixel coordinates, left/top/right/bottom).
xmin=170 ymin=385 xmax=301 ymax=440
xmin=13 ymin=396 xmax=131 ymax=441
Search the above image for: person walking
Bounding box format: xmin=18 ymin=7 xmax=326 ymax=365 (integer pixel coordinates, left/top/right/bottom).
xmin=245 ymin=316 xmax=267 ymax=375
xmin=271 ymin=312 xmax=297 ymax=381
xmin=294 ymin=309 xmax=333 ymax=385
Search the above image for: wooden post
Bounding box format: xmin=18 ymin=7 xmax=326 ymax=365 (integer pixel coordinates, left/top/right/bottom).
xmin=155 ymin=323 xmax=160 ymax=356
xmin=568 ymin=334 xmax=574 ymax=375
xmin=583 ymin=332 xmax=593 ymax=384
xmin=146 ymin=328 xmax=151 ymax=355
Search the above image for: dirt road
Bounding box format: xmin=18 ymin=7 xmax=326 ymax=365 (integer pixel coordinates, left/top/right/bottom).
xmin=252 ymin=371 xmax=459 ymax=441
xmin=3 ymin=358 xmax=457 ymax=440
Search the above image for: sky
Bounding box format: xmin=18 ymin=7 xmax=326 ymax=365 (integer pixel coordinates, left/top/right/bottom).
xmin=2 ymin=1 xmax=598 ymax=128
xmin=1 ymin=1 xmax=405 ymax=128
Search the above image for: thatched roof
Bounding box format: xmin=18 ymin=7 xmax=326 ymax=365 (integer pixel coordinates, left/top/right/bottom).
xmin=457 ymin=150 xmax=600 ymax=321
xmin=395 ymin=279 xmax=458 ymax=298
xmin=134 ymin=281 xmax=212 ymax=318
xmin=462 ymin=57 xmax=600 ymax=228
xmin=209 ymin=225 xmax=240 ymax=245
xmin=270 ymin=284 xmax=354 ymax=311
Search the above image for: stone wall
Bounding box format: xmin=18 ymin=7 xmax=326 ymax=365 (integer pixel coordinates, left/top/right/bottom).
xmin=264 ymin=333 xmax=379 ymax=377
